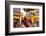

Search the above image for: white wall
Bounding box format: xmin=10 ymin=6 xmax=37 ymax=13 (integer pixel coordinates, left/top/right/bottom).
xmin=0 ymin=0 xmax=46 ymax=36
